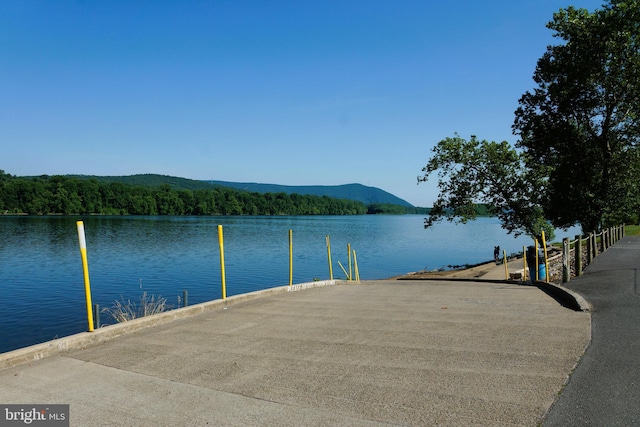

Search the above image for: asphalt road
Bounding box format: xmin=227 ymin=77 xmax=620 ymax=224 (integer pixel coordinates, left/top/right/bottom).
xmin=543 ymin=236 xmax=640 ymax=426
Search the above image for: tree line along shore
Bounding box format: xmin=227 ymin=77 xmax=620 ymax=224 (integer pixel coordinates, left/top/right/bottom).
xmin=0 ymin=172 xmax=435 ymax=216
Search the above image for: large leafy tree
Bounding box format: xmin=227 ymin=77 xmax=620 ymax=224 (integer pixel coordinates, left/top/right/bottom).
xmin=420 ymin=1 xmax=640 ymax=236
xmin=513 ymin=0 xmax=640 ymax=232
xmin=418 ymin=134 xmax=554 ymax=239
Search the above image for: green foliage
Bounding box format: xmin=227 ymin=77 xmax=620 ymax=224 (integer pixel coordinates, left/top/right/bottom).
xmin=513 ymin=0 xmax=640 ymax=232
xmin=420 ymin=1 xmax=639 ymax=236
xmin=69 ymin=174 xmax=217 ymax=191
xmin=418 ymin=134 xmax=555 ymax=240
xmin=367 ymin=204 xmax=457 ymax=215
xmin=473 ymin=203 xmax=496 ymax=217
xmin=65 ymin=174 xmax=414 ymax=207
xmin=367 ymin=204 xmax=407 ymax=214
xmin=206 ymin=180 xmax=414 ymax=207
xmin=0 ymin=173 xmax=368 ymax=216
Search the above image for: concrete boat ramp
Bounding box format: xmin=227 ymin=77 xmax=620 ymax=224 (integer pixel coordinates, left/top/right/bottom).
xmin=0 ymin=278 xmax=589 ymax=426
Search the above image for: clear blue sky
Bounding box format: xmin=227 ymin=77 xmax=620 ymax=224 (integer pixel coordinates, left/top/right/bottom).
xmin=1 ymin=0 xmax=604 ymax=207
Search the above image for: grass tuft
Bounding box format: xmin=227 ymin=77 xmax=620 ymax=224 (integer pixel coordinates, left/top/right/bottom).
xmin=102 ymin=291 xmax=169 ymax=323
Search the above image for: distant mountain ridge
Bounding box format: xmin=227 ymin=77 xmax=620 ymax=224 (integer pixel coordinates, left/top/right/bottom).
xmin=206 ymin=180 xmax=414 ymax=207
xmin=63 ymin=174 xmax=414 ymax=207
xmin=67 ymin=174 xmax=216 ymax=191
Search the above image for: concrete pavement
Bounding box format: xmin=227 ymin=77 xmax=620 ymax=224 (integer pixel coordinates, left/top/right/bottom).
xmin=0 ymin=279 xmax=589 ymax=426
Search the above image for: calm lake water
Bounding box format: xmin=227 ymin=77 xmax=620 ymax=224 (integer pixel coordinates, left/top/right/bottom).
xmin=0 ymin=215 xmax=580 ymax=353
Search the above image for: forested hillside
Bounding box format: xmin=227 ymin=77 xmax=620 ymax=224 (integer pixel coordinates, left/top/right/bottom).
xmin=65 ymin=174 xmax=415 ymax=208
xmin=207 ymin=180 xmax=414 ymax=207
xmin=0 ymin=172 xmax=366 ymax=216
xmin=68 ymin=173 xmax=216 ymax=191
xmin=72 ymin=174 xmax=424 ymax=213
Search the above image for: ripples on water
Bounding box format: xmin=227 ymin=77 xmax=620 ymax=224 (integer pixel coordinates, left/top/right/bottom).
xmin=0 ymin=215 xmax=580 ymax=353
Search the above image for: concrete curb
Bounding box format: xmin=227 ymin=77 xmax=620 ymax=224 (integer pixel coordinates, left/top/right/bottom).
xmin=534 ymin=281 xmax=591 ymax=312
xmin=396 ymin=276 xmax=523 ymax=284
xmin=397 ymin=276 xmax=591 ymax=312
xmin=0 ymin=279 xmax=341 ymax=371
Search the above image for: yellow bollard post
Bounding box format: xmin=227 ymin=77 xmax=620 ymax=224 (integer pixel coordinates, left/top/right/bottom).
xmin=541 ymin=230 xmax=550 ymax=282
xmin=289 ymin=229 xmax=293 ymax=287
xmin=217 ymin=225 xmax=227 ymax=300
xmin=522 ymin=246 xmax=527 ymax=281
xmin=353 ymin=250 xmax=360 ymax=282
xmin=76 ymin=221 xmax=95 ymax=332
xmin=535 ymin=239 xmax=539 ymax=281
xmin=347 ymin=243 xmax=352 ymax=281
xmin=503 ymin=250 xmax=508 ymax=281
xmin=326 ymin=235 xmax=333 ymax=280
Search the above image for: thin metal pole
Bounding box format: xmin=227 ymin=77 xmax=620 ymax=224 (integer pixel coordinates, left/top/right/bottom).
xmin=94 ymin=304 xmax=100 ymax=329
xmin=217 ymin=225 xmax=227 ymax=300
xmin=76 ymin=221 xmax=95 ymax=332
xmin=503 ymin=250 xmax=508 ymax=281
xmin=326 ymin=235 xmax=333 ymax=280
xmin=347 ymin=243 xmax=352 ymax=281
xmin=337 ymin=261 xmax=349 ymax=279
xmin=535 ymin=239 xmax=539 ymax=281
xmin=542 ymin=230 xmax=550 ymax=282
xmin=541 ymin=231 xmax=550 ymax=282
xmin=353 ymin=250 xmax=360 ymax=282
xmin=522 ymin=246 xmax=527 ymax=282
xmin=289 ymin=230 xmax=293 ymax=287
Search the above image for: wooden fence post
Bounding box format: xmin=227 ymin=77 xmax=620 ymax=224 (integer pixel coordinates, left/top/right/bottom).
xmin=575 ymin=235 xmax=583 ymax=276
xmin=562 ymin=237 xmax=570 ymax=283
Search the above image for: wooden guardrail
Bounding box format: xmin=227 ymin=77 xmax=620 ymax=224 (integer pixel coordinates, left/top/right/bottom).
xmin=559 ymin=224 xmax=625 ymax=283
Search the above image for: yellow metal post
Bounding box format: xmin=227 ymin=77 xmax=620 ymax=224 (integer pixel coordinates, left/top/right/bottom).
xmin=76 ymin=221 xmax=95 ymax=332
xmin=503 ymin=250 xmax=508 ymax=280
xmin=217 ymin=225 xmax=227 ymax=300
xmin=326 ymin=235 xmax=333 ymax=280
xmin=541 ymin=230 xmax=550 ymax=282
xmin=337 ymin=261 xmax=349 ymax=278
xmin=353 ymin=250 xmax=360 ymax=282
xmin=289 ymin=229 xmax=293 ymax=287
xmin=347 ymin=243 xmax=352 ymax=281
xmin=535 ymin=239 xmax=539 ymax=281
xmin=522 ymin=246 xmax=527 ymax=281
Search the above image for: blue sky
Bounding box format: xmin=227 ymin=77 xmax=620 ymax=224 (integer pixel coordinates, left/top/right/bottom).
xmin=1 ymin=0 xmax=604 ymax=206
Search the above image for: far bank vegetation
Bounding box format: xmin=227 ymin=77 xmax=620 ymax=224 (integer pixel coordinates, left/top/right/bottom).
xmin=0 ymin=172 xmax=368 ymax=216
